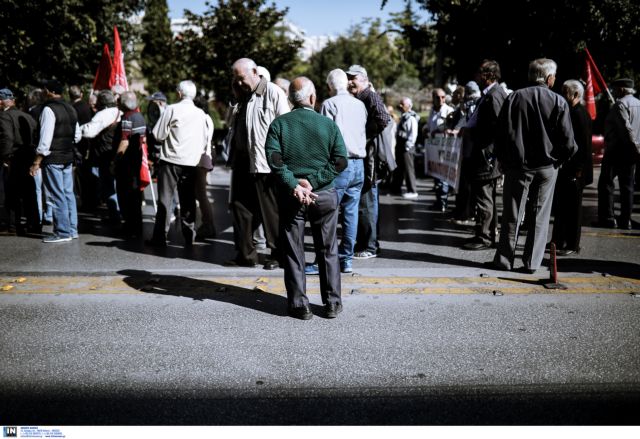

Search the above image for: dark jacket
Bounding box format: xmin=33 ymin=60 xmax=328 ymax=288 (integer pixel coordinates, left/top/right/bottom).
xmin=603 ymin=93 xmax=640 ymax=162
xmin=0 ymin=107 xmax=37 ymax=163
xmin=495 ymin=84 xmax=577 ymax=171
xmin=469 ymin=83 xmax=507 ymax=180
xmin=42 ymin=98 xmax=78 ymax=165
xmin=561 ymin=103 xmax=593 ymax=186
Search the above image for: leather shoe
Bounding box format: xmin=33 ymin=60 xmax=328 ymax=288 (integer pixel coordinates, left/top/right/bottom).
xmin=463 ymin=239 xmax=492 ymax=250
xmin=592 ymin=219 xmax=617 ymax=228
xmin=288 ymin=305 xmax=313 ymax=320
xmin=325 ymin=302 xmax=343 ymax=318
xmin=145 ymin=238 xmax=166 ymax=248
xmin=263 ymin=259 xmax=280 ymax=270
xmin=617 ymin=219 xmax=632 ymax=230
xmin=224 ymin=258 xmax=257 ymax=268
xmin=556 ymin=248 xmax=577 ymax=256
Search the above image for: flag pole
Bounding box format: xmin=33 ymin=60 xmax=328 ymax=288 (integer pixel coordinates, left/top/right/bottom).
xmin=585 ymin=48 xmax=615 ymax=104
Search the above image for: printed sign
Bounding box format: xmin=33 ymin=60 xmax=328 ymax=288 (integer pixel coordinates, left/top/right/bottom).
xmin=424 ymin=136 xmax=463 ymax=192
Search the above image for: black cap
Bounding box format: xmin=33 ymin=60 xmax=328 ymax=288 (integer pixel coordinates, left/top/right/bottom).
xmin=146 ymin=91 xmax=167 ymax=102
xmin=612 ymin=78 xmax=634 ymax=89
xmin=43 ymin=79 xmax=64 ymax=95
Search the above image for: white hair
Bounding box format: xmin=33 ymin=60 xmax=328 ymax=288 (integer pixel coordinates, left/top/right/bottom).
xmin=402 ymin=97 xmax=413 ymax=108
xmin=290 ymin=80 xmax=315 ymax=105
xmin=177 ymin=80 xmax=197 ymax=100
xmin=120 ymin=91 xmax=138 ymax=111
xmin=257 ymin=66 xmax=271 ymax=82
xmin=528 ymin=58 xmax=557 ymax=84
xmin=562 ymin=79 xmax=584 ymax=101
xmin=326 ymin=69 xmax=348 ymax=92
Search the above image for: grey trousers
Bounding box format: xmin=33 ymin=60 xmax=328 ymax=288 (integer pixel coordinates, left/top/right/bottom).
xmin=494 ymin=166 xmax=558 ymax=271
xmin=280 ymin=188 xmax=341 ymax=308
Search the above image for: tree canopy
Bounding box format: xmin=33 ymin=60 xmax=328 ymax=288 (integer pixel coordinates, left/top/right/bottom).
xmin=141 ymin=0 xmax=178 ymax=93
xmin=405 ymin=0 xmax=640 ymax=89
xmin=176 ymin=0 xmax=303 ymax=103
xmin=0 ymin=0 xmax=144 ymax=93
xmin=303 ymin=19 xmax=420 ymax=102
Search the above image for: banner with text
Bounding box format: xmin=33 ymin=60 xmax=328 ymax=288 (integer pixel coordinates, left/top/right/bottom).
xmin=424 ymin=136 xmax=462 ymax=192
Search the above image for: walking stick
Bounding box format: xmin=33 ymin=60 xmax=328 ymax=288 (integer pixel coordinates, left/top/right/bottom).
xmin=510 ymin=187 xmax=529 ymax=270
xmin=149 ymin=180 xmax=157 ymax=214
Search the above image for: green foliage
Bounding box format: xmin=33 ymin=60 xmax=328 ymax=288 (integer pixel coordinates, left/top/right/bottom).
xmin=304 ymin=19 xmax=419 ymax=102
xmin=176 ymin=0 xmax=304 ymax=104
xmin=0 ymin=0 xmax=144 ymax=95
xmin=141 ymin=0 xmax=178 ymax=93
xmin=412 ymin=0 xmax=640 ymax=89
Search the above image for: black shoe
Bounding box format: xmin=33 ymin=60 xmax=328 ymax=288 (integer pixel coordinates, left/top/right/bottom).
xmin=325 ymin=302 xmax=343 ymax=319
xmin=516 ymin=266 xmax=537 ymax=274
xmin=288 ymin=305 xmax=313 ymax=320
xmin=463 ymin=239 xmax=492 ymax=250
xmin=145 ymin=238 xmax=166 ymax=248
xmin=225 ymin=257 xmax=257 ymax=268
xmin=556 ymin=249 xmax=577 ymax=256
xmin=592 ymin=219 xmax=617 ymax=228
xmin=482 ymin=260 xmax=509 ymax=271
xmin=430 ymin=202 xmax=446 ymax=212
xmin=263 ymin=259 xmax=280 ymax=270
xmin=616 ymin=218 xmax=632 ymax=230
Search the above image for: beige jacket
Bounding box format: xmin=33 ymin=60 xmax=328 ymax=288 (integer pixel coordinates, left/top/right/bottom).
xmin=228 ymin=78 xmax=290 ymax=173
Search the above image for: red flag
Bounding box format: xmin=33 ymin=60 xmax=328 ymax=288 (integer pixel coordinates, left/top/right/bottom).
xmin=110 ymin=26 xmax=129 ymax=91
xmin=139 ymin=135 xmax=152 ymax=191
xmin=583 ymin=48 xmax=611 ymax=120
xmin=92 ymin=43 xmax=113 ymax=91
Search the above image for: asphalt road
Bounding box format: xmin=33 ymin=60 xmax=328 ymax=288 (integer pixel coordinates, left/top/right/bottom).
xmin=1 ymin=167 xmax=639 ymax=425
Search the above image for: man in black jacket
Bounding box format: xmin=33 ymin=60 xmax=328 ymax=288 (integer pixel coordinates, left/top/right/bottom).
xmin=0 ymin=88 xmax=38 ymax=234
xmin=462 ymin=60 xmax=508 ymax=250
xmin=491 ymin=59 xmax=577 ymax=273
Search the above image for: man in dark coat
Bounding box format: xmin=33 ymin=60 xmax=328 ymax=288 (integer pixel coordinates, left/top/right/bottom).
xmin=490 ymin=58 xmax=577 ymax=273
xmin=0 ymin=88 xmax=38 ymax=234
xmin=462 ymin=60 xmax=508 ymax=250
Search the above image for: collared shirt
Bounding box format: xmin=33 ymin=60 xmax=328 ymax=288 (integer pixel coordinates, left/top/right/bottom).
xmin=152 ymin=98 xmax=209 ymax=166
xmin=355 ymin=86 xmax=390 ymax=140
xmin=320 ymin=90 xmax=367 ymax=158
xmin=427 ymin=103 xmax=454 ymax=137
xmin=36 ymin=106 xmax=81 ymax=156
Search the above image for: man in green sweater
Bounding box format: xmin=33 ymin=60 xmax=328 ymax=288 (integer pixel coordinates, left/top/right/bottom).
xmin=266 ymin=77 xmax=348 ymax=320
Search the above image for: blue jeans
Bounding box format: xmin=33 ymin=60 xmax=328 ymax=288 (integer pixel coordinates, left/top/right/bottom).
xmin=34 ymin=169 xmax=53 ymax=222
xmin=42 ymin=163 xmax=78 ymax=238
xmin=334 ymin=159 xmax=365 ymax=265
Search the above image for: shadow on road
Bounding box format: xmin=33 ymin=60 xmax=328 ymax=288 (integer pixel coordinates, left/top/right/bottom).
xmin=118 ymin=269 xmax=300 ymax=317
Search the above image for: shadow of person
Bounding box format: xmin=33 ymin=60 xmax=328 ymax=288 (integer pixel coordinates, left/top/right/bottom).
xmin=118 ymin=269 xmax=294 ymax=317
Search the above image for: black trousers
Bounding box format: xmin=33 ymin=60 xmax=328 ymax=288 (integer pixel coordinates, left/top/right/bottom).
xmin=279 ymin=188 xmax=341 ymax=308
xmin=597 ymin=155 xmax=636 ymax=223
xmin=452 ymin=158 xmax=473 ymax=220
xmin=552 ymin=175 xmax=584 ymax=251
xmin=115 ymin=157 xmax=143 ymax=237
xmin=4 ymin=157 xmax=39 ymax=231
xmin=230 ymin=168 xmax=280 ymax=264
xmin=151 ymin=160 xmax=196 ymax=244
xmin=471 ymin=177 xmax=498 ymax=245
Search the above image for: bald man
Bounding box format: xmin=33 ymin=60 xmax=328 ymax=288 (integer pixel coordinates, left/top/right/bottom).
xmin=266 ymin=77 xmax=348 ymax=320
xmin=227 ymin=58 xmax=290 ymax=269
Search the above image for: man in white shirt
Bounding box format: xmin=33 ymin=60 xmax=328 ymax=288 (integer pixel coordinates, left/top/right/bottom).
xmin=425 ymin=88 xmax=454 ymax=211
xmin=147 ymin=80 xmax=210 ymax=247
xmin=29 ymin=80 xmax=81 ymax=243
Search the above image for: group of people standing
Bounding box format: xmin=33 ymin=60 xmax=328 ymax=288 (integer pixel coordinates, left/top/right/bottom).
xmin=1 ymin=55 xmax=638 ymax=320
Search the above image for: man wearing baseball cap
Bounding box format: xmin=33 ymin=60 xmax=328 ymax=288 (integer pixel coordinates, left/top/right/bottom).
xmin=0 ymin=87 xmax=39 ymax=234
xmin=346 ymin=64 xmax=394 ymax=260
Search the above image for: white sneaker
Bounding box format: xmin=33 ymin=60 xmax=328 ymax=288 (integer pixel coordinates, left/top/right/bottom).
xmin=402 ymin=192 xmax=418 ymax=199
xmin=43 ymin=235 xmax=72 ymax=243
